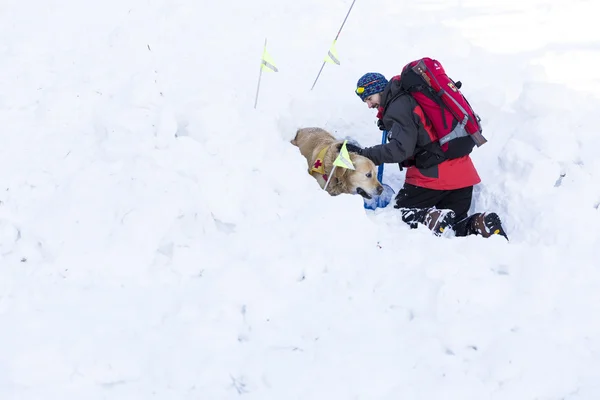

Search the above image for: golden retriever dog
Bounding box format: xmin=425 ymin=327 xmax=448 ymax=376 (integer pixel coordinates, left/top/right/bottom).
xmin=291 ymin=127 xmax=384 ymax=199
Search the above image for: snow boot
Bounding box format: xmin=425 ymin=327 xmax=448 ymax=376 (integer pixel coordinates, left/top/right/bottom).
xmin=468 ymin=212 xmax=508 ymax=240
xmin=424 ymin=208 xmax=456 ymax=237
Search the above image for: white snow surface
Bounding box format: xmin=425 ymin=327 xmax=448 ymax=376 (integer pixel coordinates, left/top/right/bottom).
xmin=1 ymin=0 xmax=600 ymax=398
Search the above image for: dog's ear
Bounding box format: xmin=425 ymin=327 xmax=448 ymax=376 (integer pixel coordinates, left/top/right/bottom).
xmin=334 ymin=165 xmax=348 ymax=179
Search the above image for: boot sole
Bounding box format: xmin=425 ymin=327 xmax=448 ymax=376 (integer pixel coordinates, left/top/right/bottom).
xmin=483 ymin=213 xmax=509 ymax=240
xmin=433 ymin=210 xmax=455 ymax=237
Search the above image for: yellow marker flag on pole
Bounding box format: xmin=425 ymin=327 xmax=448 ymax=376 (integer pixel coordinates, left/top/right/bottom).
xmin=261 ymin=43 xmax=279 ymax=72
xmin=324 ymin=40 xmax=340 ymax=65
xmin=324 ymin=140 xmax=355 ymax=191
xmin=310 ymin=0 xmax=356 ymax=90
xmin=254 ymin=38 xmax=278 ymax=109
xmin=333 ymin=140 xmax=355 ymax=170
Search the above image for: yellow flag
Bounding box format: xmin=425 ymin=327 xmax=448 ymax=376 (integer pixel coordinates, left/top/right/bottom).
xmin=333 ymin=140 xmax=355 ymax=170
xmin=324 ymin=40 xmax=340 ymax=65
xmin=261 ymin=45 xmax=278 ymax=72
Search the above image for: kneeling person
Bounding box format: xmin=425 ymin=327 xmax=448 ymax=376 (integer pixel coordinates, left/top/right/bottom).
xmin=345 ymin=71 xmax=507 ymax=239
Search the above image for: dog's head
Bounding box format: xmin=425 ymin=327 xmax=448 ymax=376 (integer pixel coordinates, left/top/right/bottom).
xmin=334 ymin=152 xmax=384 ymax=200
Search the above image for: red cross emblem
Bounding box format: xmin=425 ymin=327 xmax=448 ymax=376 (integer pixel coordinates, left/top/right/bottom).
xmin=314 ymin=160 xmax=322 ymax=168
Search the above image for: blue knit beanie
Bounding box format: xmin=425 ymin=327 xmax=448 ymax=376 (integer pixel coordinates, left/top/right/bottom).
xmin=355 ymin=72 xmax=388 ymax=101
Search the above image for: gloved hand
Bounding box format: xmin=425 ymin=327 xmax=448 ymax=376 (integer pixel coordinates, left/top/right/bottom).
xmin=337 ymin=142 xmax=363 ymax=154
xmin=377 ymin=119 xmax=385 ymax=131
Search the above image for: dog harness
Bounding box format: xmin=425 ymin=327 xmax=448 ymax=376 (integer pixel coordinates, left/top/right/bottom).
xmin=310 ymin=146 xmax=329 ymax=182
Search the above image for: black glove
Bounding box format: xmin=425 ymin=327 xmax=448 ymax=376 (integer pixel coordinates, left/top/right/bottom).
xmin=377 ymin=119 xmax=385 ymax=131
xmin=337 ymin=142 xmax=362 ymax=154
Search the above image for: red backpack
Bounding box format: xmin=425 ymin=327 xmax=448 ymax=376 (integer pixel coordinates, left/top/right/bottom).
xmin=392 ymin=57 xmax=487 ymax=158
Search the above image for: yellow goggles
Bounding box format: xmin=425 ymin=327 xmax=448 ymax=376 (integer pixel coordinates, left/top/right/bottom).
xmin=356 ymin=79 xmax=377 ymax=95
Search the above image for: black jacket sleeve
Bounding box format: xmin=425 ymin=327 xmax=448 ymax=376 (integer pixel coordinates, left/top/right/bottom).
xmin=360 ymin=96 xmax=420 ymax=166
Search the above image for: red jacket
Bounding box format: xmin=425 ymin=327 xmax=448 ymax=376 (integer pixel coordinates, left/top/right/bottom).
xmin=405 ymin=155 xmax=480 ymax=190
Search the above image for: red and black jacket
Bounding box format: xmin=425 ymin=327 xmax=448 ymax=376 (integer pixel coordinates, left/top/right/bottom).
xmin=360 ymin=79 xmax=481 ymax=190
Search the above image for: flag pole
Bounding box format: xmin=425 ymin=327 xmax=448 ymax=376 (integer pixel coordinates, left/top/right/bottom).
xmin=310 ymin=0 xmax=357 ymax=90
xmin=254 ymin=38 xmax=267 ymax=109
xmin=323 ymin=166 xmax=337 ymax=191
xmin=323 ymin=140 xmax=354 ymax=191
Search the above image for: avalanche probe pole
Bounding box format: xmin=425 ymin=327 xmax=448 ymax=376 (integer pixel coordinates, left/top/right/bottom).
xmin=310 ymin=0 xmax=357 ymax=90
xmin=254 ymin=38 xmax=267 ymax=109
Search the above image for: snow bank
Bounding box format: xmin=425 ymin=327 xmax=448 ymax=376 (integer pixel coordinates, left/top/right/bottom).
xmin=1 ymin=0 xmax=599 ymax=399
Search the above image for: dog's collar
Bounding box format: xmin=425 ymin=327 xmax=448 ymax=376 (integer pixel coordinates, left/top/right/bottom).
xmin=310 ymin=146 xmax=329 ymax=181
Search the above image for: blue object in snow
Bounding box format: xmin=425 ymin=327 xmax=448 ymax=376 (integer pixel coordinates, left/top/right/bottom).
xmin=363 ymin=130 xmax=396 ymax=210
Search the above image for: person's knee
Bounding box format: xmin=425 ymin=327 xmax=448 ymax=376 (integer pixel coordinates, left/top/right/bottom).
xmin=398 ymin=207 xmax=423 ymax=229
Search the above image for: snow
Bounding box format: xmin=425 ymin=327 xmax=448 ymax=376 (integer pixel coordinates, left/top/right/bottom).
xmin=1 ymin=0 xmax=600 ymax=398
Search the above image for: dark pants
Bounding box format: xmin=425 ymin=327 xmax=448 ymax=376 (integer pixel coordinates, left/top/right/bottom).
xmin=394 ymin=183 xmax=473 ymax=236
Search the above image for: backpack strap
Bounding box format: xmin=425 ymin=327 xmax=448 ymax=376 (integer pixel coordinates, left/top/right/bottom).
xmin=382 ymin=80 xmax=406 ymax=111
xmin=378 ymin=81 xmax=408 ymax=125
